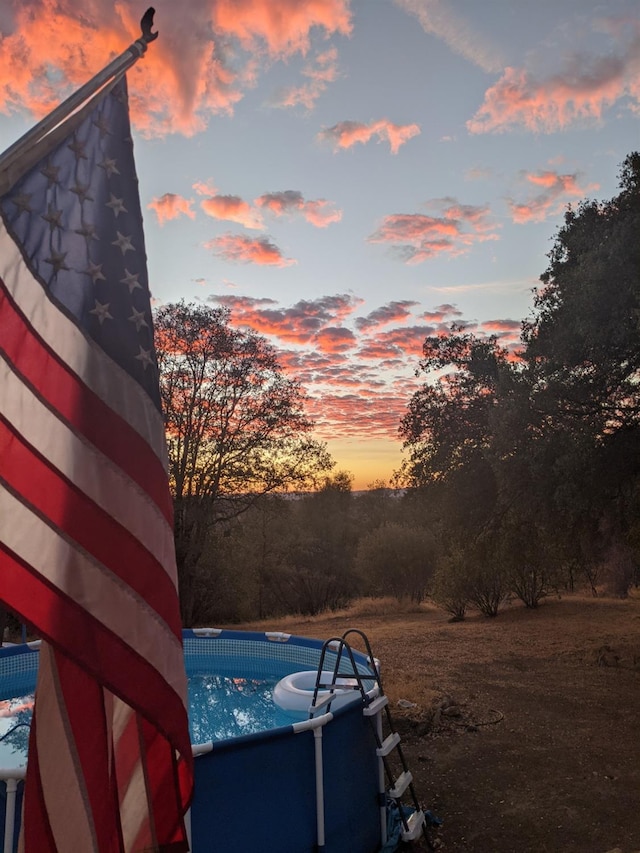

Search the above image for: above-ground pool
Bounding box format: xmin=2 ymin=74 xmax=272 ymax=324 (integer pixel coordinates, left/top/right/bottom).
xmin=1 ymin=629 xmax=391 ymax=853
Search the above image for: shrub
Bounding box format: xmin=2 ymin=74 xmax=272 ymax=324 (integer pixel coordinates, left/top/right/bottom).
xmin=432 ymin=554 xmax=469 ymax=621
xmin=355 ymin=523 xmax=435 ymax=603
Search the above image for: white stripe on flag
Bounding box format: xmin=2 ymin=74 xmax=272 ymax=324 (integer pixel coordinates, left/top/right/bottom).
xmin=35 ymin=644 xmax=99 ymax=853
xmin=0 ymin=487 xmax=187 ymax=697
xmin=0 ymin=357 xmax=177 ymax=581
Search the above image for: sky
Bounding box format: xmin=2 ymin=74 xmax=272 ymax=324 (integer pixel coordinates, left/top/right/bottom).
xmin=1 ymin=0 xmax=639 ymax=489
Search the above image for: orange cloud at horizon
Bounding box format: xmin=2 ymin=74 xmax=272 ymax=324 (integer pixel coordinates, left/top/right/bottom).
xmin=193 ymin=291 xmax=529 ymax=482
xmin=305 ymin=390 xmax=410 ymax=441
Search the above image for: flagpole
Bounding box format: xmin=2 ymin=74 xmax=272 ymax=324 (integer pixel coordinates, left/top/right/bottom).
xmin=0 ymin=7 xmax=158 ymax=175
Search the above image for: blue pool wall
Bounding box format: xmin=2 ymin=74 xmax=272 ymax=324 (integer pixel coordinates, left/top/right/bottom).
xmin=1 ymin=631 xmax=382 ymax=853
xmin=191 ymin=700 xmax=380 ymax=853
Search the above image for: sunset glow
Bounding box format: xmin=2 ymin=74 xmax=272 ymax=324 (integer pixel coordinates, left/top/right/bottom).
xmin=1 ymin=0 xmax=638 ymax=489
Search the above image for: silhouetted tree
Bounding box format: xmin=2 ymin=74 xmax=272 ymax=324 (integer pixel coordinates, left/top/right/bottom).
xmin=398 ymin=154 xmax=640 ymax=601
xmin=274 ymin=472 xmax=359 ymax=615
xmin=519 ymin=152 xmax=640 ymax=594
xmin=155 ymin=301 xmax=333 ymax=623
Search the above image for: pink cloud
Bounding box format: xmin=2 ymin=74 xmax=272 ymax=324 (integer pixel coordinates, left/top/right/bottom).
xmin=467 ymin=30 xmax=640 ymax=135
xmin=465 ymin=166 xmax=493 ymax=181
xmin=356 ymin=326 xmax=438 ymax=360
xmin=199 ymin=292 xmax=475 ymax=440
xmin=301 ymin=199 xmax=342 ymax=227
xmin=200 ymin=195 xmax=264 ymax=229
xmin=255 ymin=191 xmax=342 ymax=227
xmin=205 ymin=234 xmax=296 ymax=266
xmin=256 ymin=191 xmax=306 ymax=216
xmin=319 ymin=119 xmax=421 ymax=154
xmin=480 ymin=318 xmax=522 ymax=335
xmin=269 ymin=47 xmax=339 ymax=109
xmin=212 ymin=0 xmax=352 ymax=56
xmin=356 ymin=301 xmax=418 ymax=332
xmin=147 ymin=193 xmax=195 ymax=225
xmin=422 ymin=304 xmax=463 ymax=322
xmin=507 ymin=170 xmax=599 ymax=223
xmin=304 ymin=390 xmax=416 ymax=440
xmin=278 ymin=348 xmax=347 ymax=375
xmin=368 ymin=201 xmax=499 ymax=263
xmin=193 ymin=184 xmax=341 ymax=229
xmin=193 ymin=180 xmax=218 ymax=196
xmin=314 ymin=327 xmax=358 ymax=353
xmin=372 ymin=326 xmax=438 ymax=357
xmin=0 ymin=1 xmax=352 ymax=137
xmin=209 ymin=293 xmax=362 ymax=343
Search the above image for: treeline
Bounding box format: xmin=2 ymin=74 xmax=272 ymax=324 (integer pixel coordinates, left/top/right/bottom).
xmin=157 ymin=154 xmax=640 ymax=625
xmin=175 ymin=479 xmax=640 ymax=627
xmin=180 ymin=478 xmax=439 ymax=625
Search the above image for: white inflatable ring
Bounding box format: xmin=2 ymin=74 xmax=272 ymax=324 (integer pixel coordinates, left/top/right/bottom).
xmin=273 ymin=670 xmax=360 ymax=716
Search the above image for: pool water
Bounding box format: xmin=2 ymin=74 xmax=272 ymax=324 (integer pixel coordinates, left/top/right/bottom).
xmin=188 ymin=672 xmax=297 ymax=743
xmin=0 ymin=670 xmax=301 ymax=769
xmin=0 ymin=695 xmax=32 ymax=769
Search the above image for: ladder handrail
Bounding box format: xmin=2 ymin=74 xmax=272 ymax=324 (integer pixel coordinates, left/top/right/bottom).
xmin=310 ymin=636 xmax=377 ymax=715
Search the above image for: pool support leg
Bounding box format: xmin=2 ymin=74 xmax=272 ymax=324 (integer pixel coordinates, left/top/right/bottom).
xmin=3 ymin=778 xmax=18 ymax=853
xmin=313 ymin=726 xmax=325 ymax=851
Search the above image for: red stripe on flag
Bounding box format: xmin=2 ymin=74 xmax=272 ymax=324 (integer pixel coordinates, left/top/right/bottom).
xmin=21 ymin=712 xmax=58 ymax=853
xmin=0 ymin=281 xmax=172 ymax=524
xmin=1 ymin=546 xmax=192 ymax=763
xmin=0 ymin=415 xmax=180 ymax=633
xmin=136 ymin=719 xmax=187 ymax=851
xmin=53 ymin=653 xmax=124 ymax=853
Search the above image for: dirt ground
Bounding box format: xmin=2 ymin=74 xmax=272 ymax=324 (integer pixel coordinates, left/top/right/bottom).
xmin=235 ymin=593 xmax=640 ymax=853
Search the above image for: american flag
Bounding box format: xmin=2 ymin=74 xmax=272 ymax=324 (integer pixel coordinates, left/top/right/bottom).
xmin=0 ymin=74 xmax=193 ymax=851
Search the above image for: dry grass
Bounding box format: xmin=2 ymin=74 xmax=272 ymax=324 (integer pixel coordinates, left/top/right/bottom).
xmin=231 ymin=593 xmax=640 ymax=852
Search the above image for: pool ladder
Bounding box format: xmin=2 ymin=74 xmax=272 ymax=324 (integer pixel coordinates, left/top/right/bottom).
xmin=309 ymin=629 xmax=433 ymax=850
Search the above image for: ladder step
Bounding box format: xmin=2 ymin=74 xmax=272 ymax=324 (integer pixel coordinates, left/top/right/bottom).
xmin=400 ymin=809 xmax=425 ymax=842
xmin=388 ymin=770 xmax=413 ymax=799
xmin=363 ymin=695 xmax=388 ymax=716
xmin=376 ymin=732 xmax=401 ymax=757
xmin=310 ymin=686 xmax=357 ymax=712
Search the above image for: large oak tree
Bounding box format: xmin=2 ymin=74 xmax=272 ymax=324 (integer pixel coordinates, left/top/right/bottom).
xmin=398 ymin=153 xmax=640 ymax=600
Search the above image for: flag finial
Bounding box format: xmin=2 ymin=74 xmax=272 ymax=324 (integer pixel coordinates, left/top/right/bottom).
xmin=140 ymin=8 xmax=158 ymax=44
